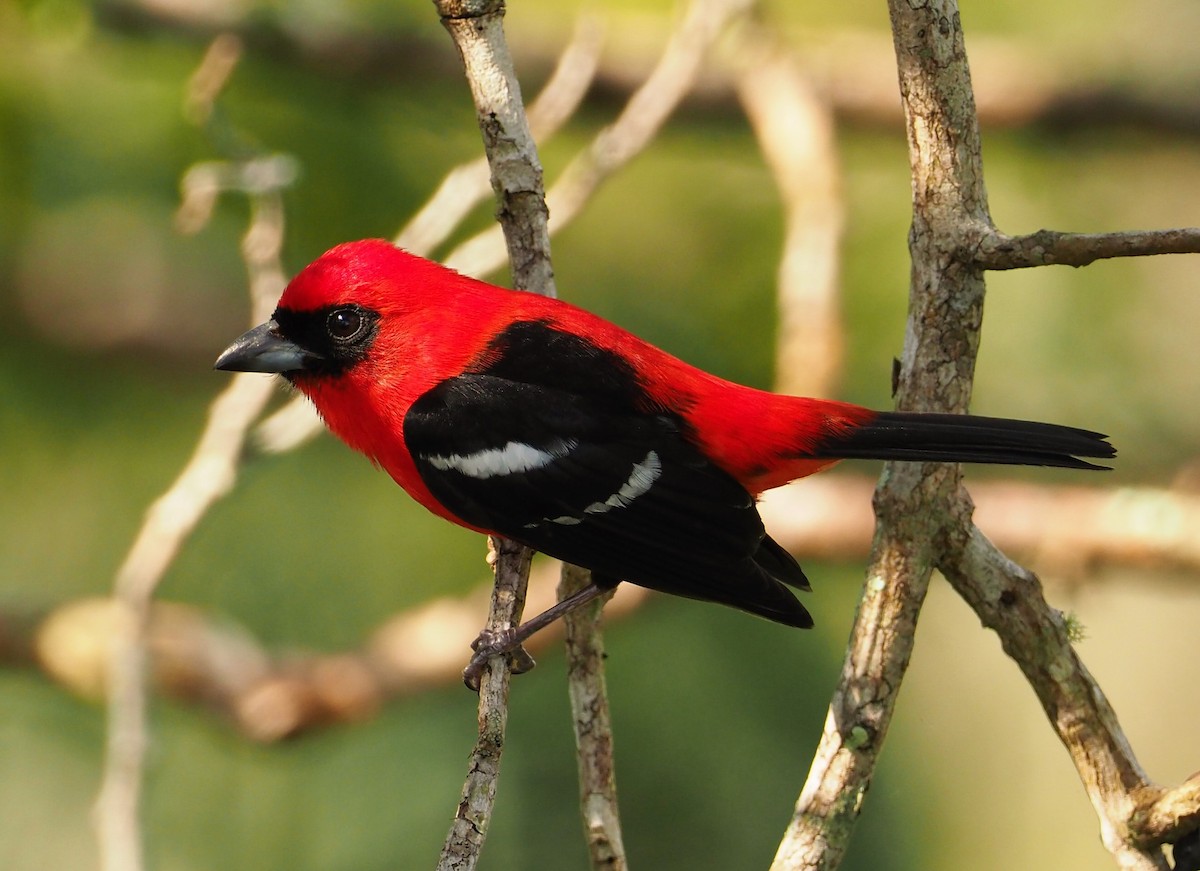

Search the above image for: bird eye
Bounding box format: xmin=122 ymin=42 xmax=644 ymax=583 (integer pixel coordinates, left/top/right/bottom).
xmin=327 ymin=308 xmax=365 ymax=342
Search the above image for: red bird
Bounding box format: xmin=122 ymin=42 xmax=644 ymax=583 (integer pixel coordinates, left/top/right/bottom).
xmin=216 ymin=239 xmax=1113 ymax=681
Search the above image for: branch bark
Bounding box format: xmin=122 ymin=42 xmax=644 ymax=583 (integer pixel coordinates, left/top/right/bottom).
xmin=942 ymin=529 xmax=1166 ymax=869
xmin=772 ymin=3 xmax=1200 ymax=869
xmin=773 ymin=3 xmax=991 ymax=867
xmin=560 ymin=564 xmax=627 ymax=871
xmin=973 ymin=226 xmax=1200 ymax=270
xmin=430 ymin=3 xmax=560 ymax=868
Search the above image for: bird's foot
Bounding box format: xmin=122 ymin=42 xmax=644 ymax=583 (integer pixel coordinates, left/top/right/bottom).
xmin=462 ymin=628 xmax=537 ymax=692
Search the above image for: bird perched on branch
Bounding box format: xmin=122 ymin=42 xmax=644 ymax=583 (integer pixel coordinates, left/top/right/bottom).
xmin=216 ymin=239 xmax=1114 ymax=687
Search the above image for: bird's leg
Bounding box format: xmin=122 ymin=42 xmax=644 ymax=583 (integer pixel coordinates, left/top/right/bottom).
xmin=462 ymin=580 xmax=614 ymax=691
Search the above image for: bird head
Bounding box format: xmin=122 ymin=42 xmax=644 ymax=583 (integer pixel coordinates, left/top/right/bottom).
xmin=213 ymin=239 xmax=464 ymax=383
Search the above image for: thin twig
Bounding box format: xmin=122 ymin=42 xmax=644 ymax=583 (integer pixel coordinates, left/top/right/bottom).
xmin=94 ymin=40 xmax=291 ymax=871
xmin=438 ymin=538 xmax=533 ymax=871
xmin=255 ymin=15 xmax=604 ymax=457
xmin=973 ymin=226 xmax=1200 ymax=270
xmin=395 ymin=14 xmax=604 ymax=258
xmin=443 ymin=0 xmax=758 ymax=277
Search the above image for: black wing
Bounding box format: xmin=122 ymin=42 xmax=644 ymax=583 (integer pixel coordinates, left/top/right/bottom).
xmin=403 ymin=365 xmax=813 ymax=628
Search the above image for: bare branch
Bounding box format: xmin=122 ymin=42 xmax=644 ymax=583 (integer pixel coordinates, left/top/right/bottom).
xmin=437 ymin=538 xmax=533 ymax=871
xmin=255 ymin=17 xmax=604 ymax=457
xmin=94 ymin=37 xmax=292 ymax=871
xmin=732 ymin=24 xmax=844 ymax=398
xmin=974 ymin=226 xmax=1200 ymax=270
xmin=444 ymin=0 xmax=757 ymax=277
xmin=1132 ymin=778 xmax=1200 ymax=849
xmin=559 ymin=565 xmax=627 ymax=871
xmin=761 ymin=475 xmax=1200 ymax=577
xmin=394 ymin=15 xmax=604 ymax=258
xmin=430 ymin=1 xmax=557 ymax=867
xmin=776 ymin=0 xmax=992 ymax=865
xmin=943 ymin=528 xmax=1168 ymax=870
xmin=771 ymin=479 xmax=944 ymax=871
xmin=437 ymin=0 xmax=554 ymax=296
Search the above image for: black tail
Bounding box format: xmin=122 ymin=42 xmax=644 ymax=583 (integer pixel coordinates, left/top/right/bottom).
xmin=813 ymin=412 xmax=1115 ymax=471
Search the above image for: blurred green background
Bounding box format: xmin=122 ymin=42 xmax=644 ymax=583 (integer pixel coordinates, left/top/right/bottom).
xmin=3 ymin=0 xmax=1199 ymax=869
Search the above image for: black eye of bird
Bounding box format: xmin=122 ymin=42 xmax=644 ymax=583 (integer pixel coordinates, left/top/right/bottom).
xmin=327 ymin=308 xmax=365 ymax=342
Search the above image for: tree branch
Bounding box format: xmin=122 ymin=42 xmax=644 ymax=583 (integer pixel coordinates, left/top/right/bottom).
xmin=1132 ymin=778 xmax=1200 ymax=849
xmin=13 ymin=475 xmax=1198 ymax=743
xmin=732 ymin=23 xmax=844 ymax=399
xmin=559 ymin=564 xmax=627 ymax=871
xmin=443 ymin=0 xmax=757 ymax=278
xmin=775 ymin=0 xmax=993 ymax=865
xmin=761 ymin=475 xmax=1200 ymax=577
xmin=942 ymin=528 xmax=1169 ymax=870
xmin=94 ymin=36 xmax=292 ymax=871
xmin=430 ymin=2 xmax=557 ymax=868
xmin=394 ymin=14 xmax=604 ymax=260
xmin=974 ymin=226 xmax=1200 ymax=270
xmin=437 ymin=537 xmax=533 ymax=871
xmin=437 ymin=0 xmax=555 ymax=296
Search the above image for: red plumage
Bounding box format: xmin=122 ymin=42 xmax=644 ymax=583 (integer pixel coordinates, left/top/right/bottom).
xmin=215 ymin=239 xmax=1113 ymax=664
xmin=277 ymin=240 xmax=874 ymax=503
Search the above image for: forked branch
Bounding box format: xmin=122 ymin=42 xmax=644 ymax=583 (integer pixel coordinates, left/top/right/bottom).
xmin=773 ymin=1 xmax=1200 ymax=868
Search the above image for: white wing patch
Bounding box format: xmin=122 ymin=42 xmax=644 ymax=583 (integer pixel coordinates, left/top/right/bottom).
xmin=584 ymin=450 xmax=662 ymax=514
xmin=424 ymin=438 xmax=577 ymax=479
xmin=531 ymin=450 xmax=663 ymax=528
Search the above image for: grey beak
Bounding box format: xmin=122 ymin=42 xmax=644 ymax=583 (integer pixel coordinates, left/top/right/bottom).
xmin=214 ymin=321 xmax=311 ymax=373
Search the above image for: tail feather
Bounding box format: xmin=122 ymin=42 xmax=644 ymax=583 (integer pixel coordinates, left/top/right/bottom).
xmin=813 ymin=412 xmax=1115 ymax=471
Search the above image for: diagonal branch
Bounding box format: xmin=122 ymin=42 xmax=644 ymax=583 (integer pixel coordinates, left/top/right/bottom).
xmin=253 ymin=16 xmax=604 ymax=457
xmin=94 ymin=35 xmax=292 ymax=871
xmin=443 ymin=0 xmax=757 ymax=277
xmin=394 ymin=14 xmax=604 ymax=259
xmin=941 ymin=526 xmax=1173 ymax=870
xmin=771 ymin=474 xmax=947 ymax=871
